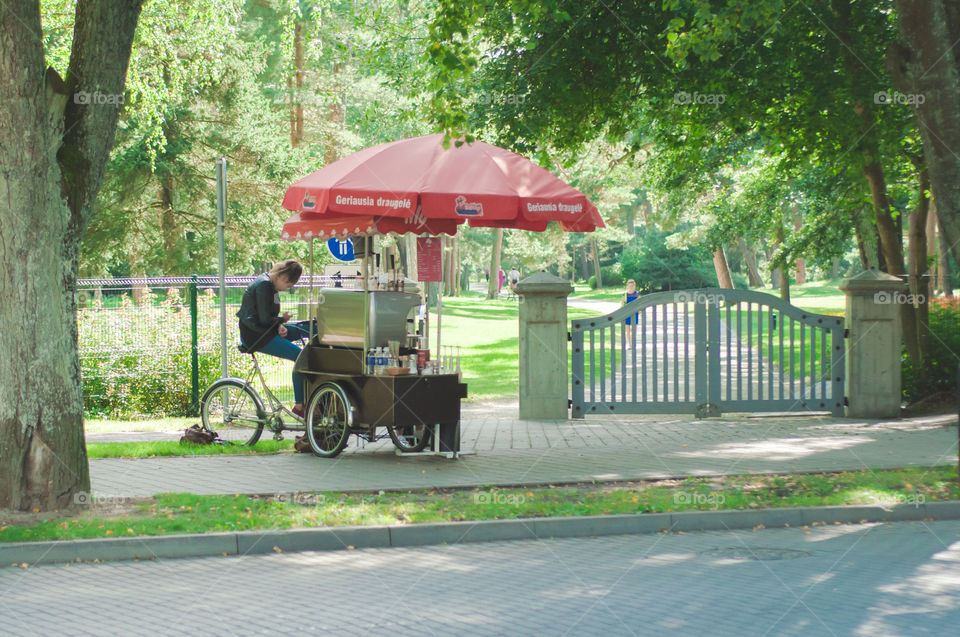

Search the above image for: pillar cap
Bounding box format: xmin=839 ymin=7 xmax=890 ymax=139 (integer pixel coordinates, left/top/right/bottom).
xmin=839 ymin=269 xmax=908 ymax=294
xmin=514 ymin=270 xmax=574 ymax=296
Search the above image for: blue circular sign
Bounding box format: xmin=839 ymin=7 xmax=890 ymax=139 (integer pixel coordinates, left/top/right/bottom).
xmin=327 ymin=238 xmax=355 ymax=262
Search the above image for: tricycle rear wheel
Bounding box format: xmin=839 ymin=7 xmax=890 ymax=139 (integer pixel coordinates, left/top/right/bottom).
xmin=387 ymin=424 xmax=431 ymax=452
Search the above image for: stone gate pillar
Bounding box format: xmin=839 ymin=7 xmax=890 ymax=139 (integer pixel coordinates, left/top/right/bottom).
xmin=516 ymin=271 xmax=573 ymax=419
xmin=840 ymin=270 xmax=909 ymax=418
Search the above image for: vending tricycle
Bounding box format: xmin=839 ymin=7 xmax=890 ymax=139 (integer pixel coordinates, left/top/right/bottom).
xmin=201 ymin=133 xmax=603 ymax=458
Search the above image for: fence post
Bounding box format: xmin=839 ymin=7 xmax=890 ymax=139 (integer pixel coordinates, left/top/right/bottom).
xmin=189 ymin=275 xmax=200 ymax=416
xmin=839 ymin=270 xmax=908 ymax=418
xmin=516 ymin=271 xmax=573 ymax=419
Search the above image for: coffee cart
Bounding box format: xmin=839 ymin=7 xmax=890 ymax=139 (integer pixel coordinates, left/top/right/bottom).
xmin=294 ymin=285 xmax=466 ymax=457
xmin=275 ymin=133 xmax=603 ymax=458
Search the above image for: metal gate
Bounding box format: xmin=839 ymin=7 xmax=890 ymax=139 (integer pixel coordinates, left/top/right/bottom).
xmin=570 ymin=289 xmax=845 ymax=418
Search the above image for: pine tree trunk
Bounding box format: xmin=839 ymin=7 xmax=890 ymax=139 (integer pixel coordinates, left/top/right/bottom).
xmin=853 ymin=206 xmax=879 ymax=270
xmin=0 ymin=0 xmax=143 ymax=511
xmin=294 ymin=21 xmax=305 ymax=149
xmin=712 ymin=247 xmax=734 ymax=289
xmin=487 ymin=229 xmax=502 ymax=299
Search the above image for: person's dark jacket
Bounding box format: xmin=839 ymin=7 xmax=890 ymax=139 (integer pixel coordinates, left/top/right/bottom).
xmin=237 ymin=273 xmax=283 ymax=351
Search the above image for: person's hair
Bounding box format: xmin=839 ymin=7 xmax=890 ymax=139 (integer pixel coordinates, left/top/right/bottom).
xmin=269 ymin=259 xmax=302 ymax=285
xmin=627 ymin=279 xmax=636 ymax=286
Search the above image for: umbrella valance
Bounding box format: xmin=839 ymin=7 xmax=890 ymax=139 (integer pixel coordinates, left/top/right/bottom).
xmin=280 ymin=134 xmax=604 ymax=236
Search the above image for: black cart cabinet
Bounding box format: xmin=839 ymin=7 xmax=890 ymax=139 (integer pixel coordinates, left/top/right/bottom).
xmin=298 ymin=344 xmax=466 ymax=454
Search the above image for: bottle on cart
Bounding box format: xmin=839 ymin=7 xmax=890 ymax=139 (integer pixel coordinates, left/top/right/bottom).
xmin=376 ymin=347 xmax=387 ymax=375
xmin=365 ymin=348 xmax=374 ymax=375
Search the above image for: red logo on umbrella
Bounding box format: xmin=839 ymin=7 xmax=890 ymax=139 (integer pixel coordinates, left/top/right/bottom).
xmin=454 ymin=195 xmax=483 ymax=217
xmin=302 ymin=194 xmax=317 ymax=209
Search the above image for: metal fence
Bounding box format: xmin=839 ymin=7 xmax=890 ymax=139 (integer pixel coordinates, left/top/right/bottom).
xmin=77 ymin=275 xmax=357 ymax=418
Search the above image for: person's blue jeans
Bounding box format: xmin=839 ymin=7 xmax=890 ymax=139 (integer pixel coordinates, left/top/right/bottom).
xmin=256 ymin=321 xmax=311 ymax=405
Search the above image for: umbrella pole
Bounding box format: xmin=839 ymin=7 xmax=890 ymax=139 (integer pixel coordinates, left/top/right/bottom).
xmin=309 ymin=238 xmax=315 ymax=340
xmin=436 ymin=236 xmax=443 ymax=368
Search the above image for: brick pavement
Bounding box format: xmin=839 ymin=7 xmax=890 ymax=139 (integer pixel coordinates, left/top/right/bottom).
xmin=87 ymin=403 xmax=958 ymax=497
xmin=3 ymin=519 xmax=959 ymax=635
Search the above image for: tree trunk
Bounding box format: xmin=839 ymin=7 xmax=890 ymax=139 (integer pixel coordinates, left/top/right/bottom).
xmin=712 ymin=247 xmax=734 ymax=289
xmin=287 ymin=74 xmax=296 ymax=148
xmin=907 ymin=165 xmax=931 ymax=364
xmin=831 ymin=258 xmax=840 ymax=280
xmin=793 ymin=213 xmax=807 ymax=285
xmin=892 ymin=0 xmax=960 ymax=271
xmin=780 ymin=267 xmax=790 ymax=302
xmin=926 ymin=201 xmax=939 ymax=292
xmin=159 ymin=174 xmax=179 ymax=273
xmin=294 ymin=20 xmax=305 ymax=149
xmin=590 ymin=237 xmax=603 ymax=288
xmin=736 ymin=238 xmax=764 ymax=287
xmin=486 ymin=228 xmax=503 ymax=299
xmin=853 ymin=206 xmax=879 ymax=270
xmin=0 ymin=0 xmax=143 ymax=511
xmin=939 ymin=230 xmax=954 ymax=296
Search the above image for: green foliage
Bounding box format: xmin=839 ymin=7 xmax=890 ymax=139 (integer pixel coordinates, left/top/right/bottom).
xmin=902 ymin=298 xmax=960 ymax=403
xmin=620 ymin=229 xmax=717 ymax=293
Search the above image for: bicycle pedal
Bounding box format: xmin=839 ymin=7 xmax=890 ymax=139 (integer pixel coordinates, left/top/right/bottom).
xmin=273 ymin=433 xmax=284 ymax=441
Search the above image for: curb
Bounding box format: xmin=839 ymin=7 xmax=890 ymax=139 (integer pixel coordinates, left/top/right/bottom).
xmin=4 ymin=500 xmax=960 ymax=568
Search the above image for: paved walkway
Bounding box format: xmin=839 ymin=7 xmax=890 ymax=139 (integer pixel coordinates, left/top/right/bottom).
xmin=87 ymin=401 xmax=958 ymax=497
xmin=5 ymin=519 xmax=959 ymax=635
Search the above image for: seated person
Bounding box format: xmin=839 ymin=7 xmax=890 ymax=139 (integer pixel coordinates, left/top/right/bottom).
xmin=237 ymin=260 xmax=308 ymax=417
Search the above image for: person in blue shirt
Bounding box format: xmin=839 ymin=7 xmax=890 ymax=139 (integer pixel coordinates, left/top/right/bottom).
xmin=622 ymin=279 xmax=640 ymax=343
xmin=236 ymin=260 xmax=308 ymax=416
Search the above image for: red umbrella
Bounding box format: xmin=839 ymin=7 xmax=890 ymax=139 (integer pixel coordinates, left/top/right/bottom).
xmin=280 ymin=133 xmax=604 ymax=239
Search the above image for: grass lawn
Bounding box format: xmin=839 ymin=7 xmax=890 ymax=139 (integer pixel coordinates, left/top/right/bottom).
xmin=86 ymin=440 xmax=294 ymax=459
xmin=2 ymin=466 xmax=955 ymax=543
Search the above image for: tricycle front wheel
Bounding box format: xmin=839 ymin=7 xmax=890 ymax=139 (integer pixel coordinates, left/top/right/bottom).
xmin=305 ymin=383 xmax=352 ymax=458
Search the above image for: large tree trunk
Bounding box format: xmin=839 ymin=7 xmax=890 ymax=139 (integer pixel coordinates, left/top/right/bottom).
xmin=736 ymin=238 xmax=764 ymax=287
xmin=712 ymin=247 xmax=734 ymax=289
xmin=892 ymin=0 xmax=960 ymax=271
xmin=0 ymin=0 xmax=143 ymax=511
xmin=486 ymin=228 xmax=503 ymax=299
xmin=159 ymin=173 xmax=179 ymax=273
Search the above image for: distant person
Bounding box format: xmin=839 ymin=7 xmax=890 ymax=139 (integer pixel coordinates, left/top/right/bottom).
xmin=237 ymin=260 xmax=308 ymax=417
xmin=508 ymin=266 xmax=520 ymax=293
xmin=484 ymin=268 xmax=490 ymax=282
xmin=622 ymin=279 xmax=640 ymax=343
xmin=498 ymin=268 xmax=505 ymax=295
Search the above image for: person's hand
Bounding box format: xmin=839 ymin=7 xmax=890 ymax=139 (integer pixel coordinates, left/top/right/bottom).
xmin=281 ymin=311 xmax=292 ymax=322
xmin=278 ymin=324 xmax=288 ymax=338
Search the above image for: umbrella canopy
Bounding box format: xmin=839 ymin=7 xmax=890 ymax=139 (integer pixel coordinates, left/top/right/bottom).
xmin=280 ymin=134 xmax=604 ymax=240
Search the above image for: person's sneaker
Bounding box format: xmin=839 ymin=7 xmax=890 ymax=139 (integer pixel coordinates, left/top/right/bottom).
xmin=292 ymin=405 xmax=304 ymax=418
